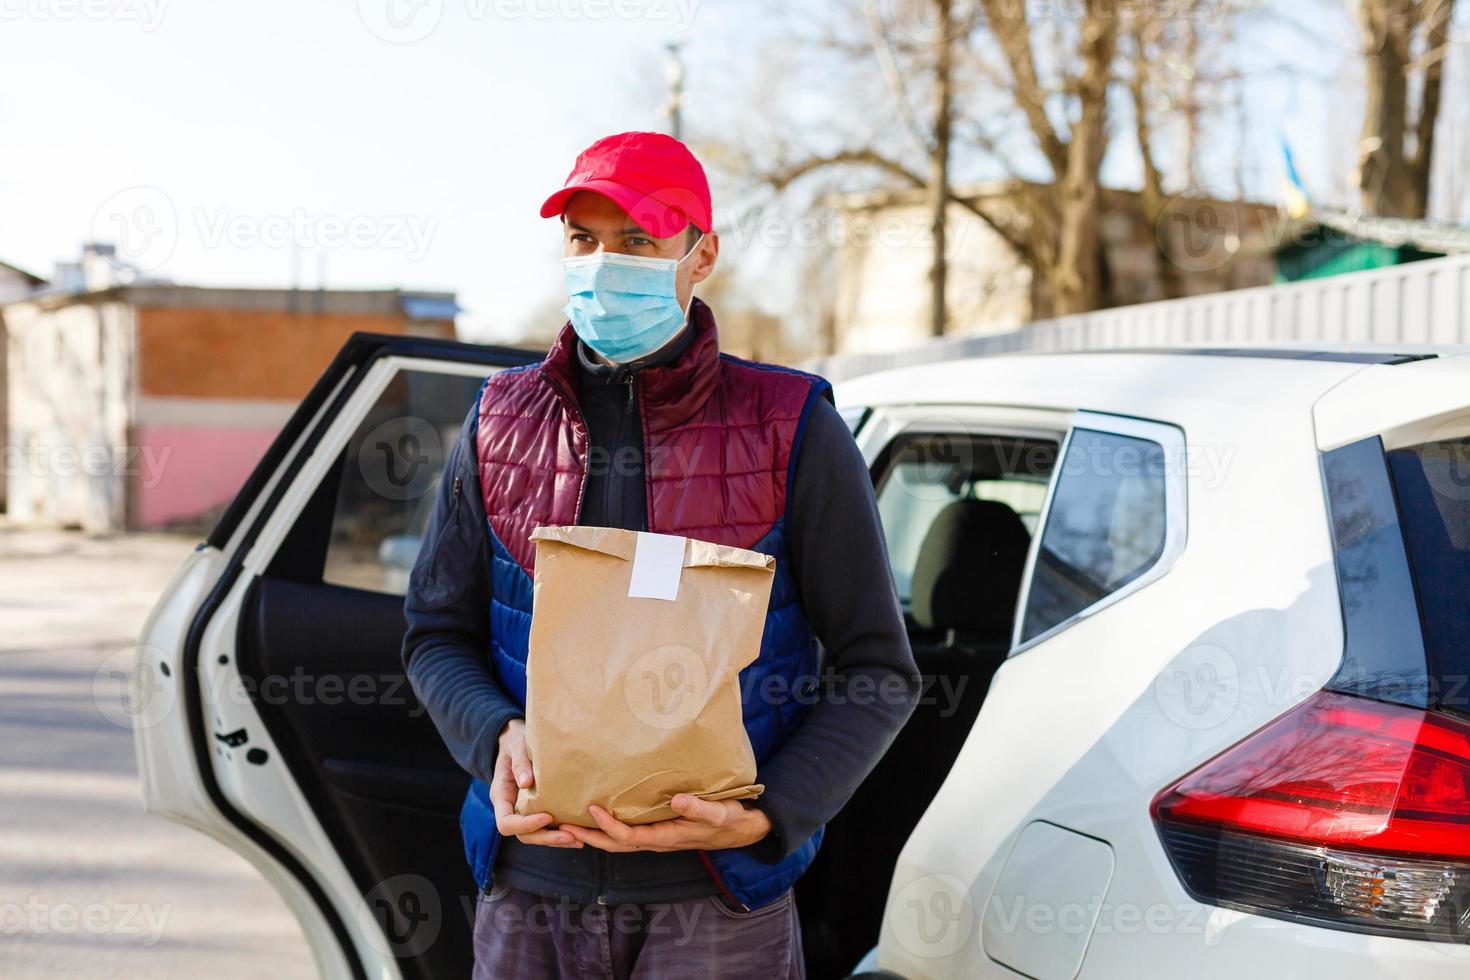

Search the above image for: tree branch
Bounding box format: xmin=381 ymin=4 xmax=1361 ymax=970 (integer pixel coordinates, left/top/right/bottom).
xmin=755 ymin=146 xmax=1038 ymax=264
xmin=978 ymin=0 xmax=1070 ymax=177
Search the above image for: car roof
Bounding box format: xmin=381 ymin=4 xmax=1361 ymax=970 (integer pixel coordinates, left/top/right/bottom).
xmin=833 ymin=346 xmax=1470 ymax=421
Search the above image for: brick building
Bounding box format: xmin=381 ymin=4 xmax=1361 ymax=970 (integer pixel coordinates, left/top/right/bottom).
xmin=4 ymin=274 xmax=456 ymax=532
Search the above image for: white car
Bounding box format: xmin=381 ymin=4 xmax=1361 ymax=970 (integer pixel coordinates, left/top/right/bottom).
xmin=134 ymin=336 xmax=1470 ymax=979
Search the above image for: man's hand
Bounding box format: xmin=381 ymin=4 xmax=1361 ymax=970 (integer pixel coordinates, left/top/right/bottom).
xmin=489 ymin=719 xmax=581 ymax=848
xmin=561 ymin=796 xmax=772 ymax=853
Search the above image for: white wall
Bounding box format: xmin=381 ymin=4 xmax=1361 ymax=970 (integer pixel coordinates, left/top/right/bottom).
xmin=810 ymin=253 xmax=1470 ymax=382
xmin=833 ymin=202 xmax=1033 ymax=354
xmin=6 ymin=298 xmax=135 ymax=531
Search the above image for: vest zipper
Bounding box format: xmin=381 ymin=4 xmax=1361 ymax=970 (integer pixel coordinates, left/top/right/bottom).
xmin=604 ymin=373 xmax=638 ymax=529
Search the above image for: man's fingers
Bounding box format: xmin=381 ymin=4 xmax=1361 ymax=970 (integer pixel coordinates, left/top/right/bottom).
xmin=587 ymin=805 xmax=639 ymax=843
xmin=586 ymin=806 xmax=691 ymax=850
xmin=561 ymin=824 xmax=644 ymax=853
xmin=509 ymin=740 xmax=534 ymax=789
xmin=489 ymin=755 xmax=517 ymax=817
xmin=496 ymin=809 xmax=554 ymax=837
xmin=516 ymin=828 xmax=582 ymax=848
xmin=670 ymin=794 xmax=724 ymax=825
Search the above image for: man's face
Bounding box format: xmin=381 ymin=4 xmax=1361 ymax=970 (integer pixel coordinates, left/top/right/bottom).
xmin=562 ymin=191 xmax=717 ymax=310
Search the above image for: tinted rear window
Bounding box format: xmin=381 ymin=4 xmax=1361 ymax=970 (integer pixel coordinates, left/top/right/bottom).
xmin=1387 ymin=438 xmax=1470 ymax=713
xmin=1019 ymin=428 xmax=1167 ymax=643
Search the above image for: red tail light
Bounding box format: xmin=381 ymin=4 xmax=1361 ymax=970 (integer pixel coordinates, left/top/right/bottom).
xmin=1152 ymin=690 xmax=1470 ymax=941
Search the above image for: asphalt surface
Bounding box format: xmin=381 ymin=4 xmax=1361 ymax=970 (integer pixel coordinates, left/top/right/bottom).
xmin=0 ymin=525 xmax=315 ymax=978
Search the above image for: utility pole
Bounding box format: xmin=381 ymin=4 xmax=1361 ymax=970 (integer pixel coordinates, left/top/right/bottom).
xmin=927 ymin=0 xmax=953 ymax=339
xmin=662 ymin=42 xmax=686 ymax=140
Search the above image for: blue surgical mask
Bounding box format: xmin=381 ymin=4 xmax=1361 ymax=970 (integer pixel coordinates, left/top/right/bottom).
xmin=562 ymin=236 xmax=703 ymax=363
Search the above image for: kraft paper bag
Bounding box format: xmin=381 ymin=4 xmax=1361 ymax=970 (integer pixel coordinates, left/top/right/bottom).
xmin=514 ymin=525 xmax=772 ymax=828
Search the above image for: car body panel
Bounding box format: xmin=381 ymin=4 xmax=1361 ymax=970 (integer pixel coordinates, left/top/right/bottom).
xmin=842 ymin=350 xmax=1470 ymax=979
xmin=1313 ymin=353 xmax=1470 ymax=450
xmin=980 ymin=821 xmax=1115 ymax=980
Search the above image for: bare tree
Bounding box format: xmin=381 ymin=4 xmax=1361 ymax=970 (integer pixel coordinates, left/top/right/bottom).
xmin=1010 ymin=0 xmax=1119 ymax=315
xmin=719 ymin=0 xmax=1255 ymax=344
xmin=729 ymin=0 xmax=1029 ymax=343
xmin=924 ymin=0 xmax=956 ymax=337
xmin=1356 ymin=0 xmax=1457 ymax=217
xmin=1125 ymin=1 xmax=1247 ymax=300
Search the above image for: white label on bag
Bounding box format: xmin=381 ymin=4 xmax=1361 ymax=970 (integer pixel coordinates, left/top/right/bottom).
xmin=627 ymin=532 xmax=686 ymax=601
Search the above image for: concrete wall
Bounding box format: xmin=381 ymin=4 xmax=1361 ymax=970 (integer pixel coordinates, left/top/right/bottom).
xmin=832 ymin=201 xmax=1033 ymax=354
xmin=0 ymin=264 xmax=45 ymax=512
xmin=5 ymin=298 xmax=135 ymax=531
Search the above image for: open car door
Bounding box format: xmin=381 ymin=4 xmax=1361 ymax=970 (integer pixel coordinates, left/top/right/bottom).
xmin=132 ymin=332 xmax=539 ymax=980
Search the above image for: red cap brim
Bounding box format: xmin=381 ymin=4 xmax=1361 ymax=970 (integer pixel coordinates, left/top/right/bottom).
xmin=539 ymin=178 xmax=700 ymax=239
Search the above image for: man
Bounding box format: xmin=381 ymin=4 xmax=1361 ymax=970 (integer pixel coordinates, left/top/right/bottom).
xmin=402 ymin=131 xmax=917 ymax=979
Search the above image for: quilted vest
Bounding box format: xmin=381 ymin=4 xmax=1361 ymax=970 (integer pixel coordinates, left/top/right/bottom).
xmin=459 ymin=299 xmax=830 ymax=910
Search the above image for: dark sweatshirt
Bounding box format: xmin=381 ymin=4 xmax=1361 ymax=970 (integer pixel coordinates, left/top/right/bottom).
xmin=402 ymin=317 xmax=918 ymax=905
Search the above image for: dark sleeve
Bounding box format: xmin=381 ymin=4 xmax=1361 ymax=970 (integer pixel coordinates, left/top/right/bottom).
xmin=401 ymin=393 xmax=523 ymax=786
xmin=745 ymin=395 xmax=920 ymax=862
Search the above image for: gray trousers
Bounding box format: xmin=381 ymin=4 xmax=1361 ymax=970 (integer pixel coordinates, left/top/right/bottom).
xmin=472 ymin=884 xmax=805 ymax=979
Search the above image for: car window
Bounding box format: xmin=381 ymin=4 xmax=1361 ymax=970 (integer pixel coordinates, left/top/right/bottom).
xmin=1019 ymin=428 xmax=1168 ymax=643
xmin=321 ymin=369 xmax=486 ymax=595
xmin=839 ymin=405 xmax=871 ymax=435
xmin=876 ymin=434 xmax=1055 ymax=607
xmin=1386 ymin=436 xmax=1470 ymax=711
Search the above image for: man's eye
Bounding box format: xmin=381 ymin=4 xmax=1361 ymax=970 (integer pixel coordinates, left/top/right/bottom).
xmin=627 ymin=238 xmax=653 ymax=248
xmin=570 ymin=233 xmax=594 ymax=243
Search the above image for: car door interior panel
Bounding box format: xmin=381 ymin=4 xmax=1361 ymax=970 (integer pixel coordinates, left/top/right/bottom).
xmin=238 ymin=573 xmax=474 ymax=978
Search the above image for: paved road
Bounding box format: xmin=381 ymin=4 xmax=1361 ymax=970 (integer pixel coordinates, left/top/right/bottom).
xmin=0 ymin=526 xmax=315 ymax=979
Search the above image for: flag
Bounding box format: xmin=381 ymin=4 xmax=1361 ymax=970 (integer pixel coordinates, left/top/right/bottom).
xmin=1280 ymin=138 xmax=1310 ymax=219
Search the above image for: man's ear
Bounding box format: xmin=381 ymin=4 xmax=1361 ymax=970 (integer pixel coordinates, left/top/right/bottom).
xmin=688 ymin=231 xmax=719 ymax=285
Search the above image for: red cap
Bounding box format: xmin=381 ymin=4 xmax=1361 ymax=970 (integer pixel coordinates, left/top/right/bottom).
xmin=539 ymin=132 xmax=712 ymax=239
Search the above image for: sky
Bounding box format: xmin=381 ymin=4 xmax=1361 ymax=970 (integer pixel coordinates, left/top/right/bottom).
xmin=0 ymin=0 xmax=1451 ymax=344
xmin=0 ymin=0 xmax=744 ymax=341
